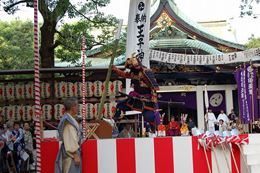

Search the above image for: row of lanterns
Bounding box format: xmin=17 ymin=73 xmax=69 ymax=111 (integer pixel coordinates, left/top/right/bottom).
xmin=0 ymin=102 xmax=117 ymax=122
xmin=0 ymin=80 xmax=123 ymax=100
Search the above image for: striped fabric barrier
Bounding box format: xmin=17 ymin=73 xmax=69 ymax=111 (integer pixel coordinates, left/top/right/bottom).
xmin=42 ymin=135 xmax=251 ymax=173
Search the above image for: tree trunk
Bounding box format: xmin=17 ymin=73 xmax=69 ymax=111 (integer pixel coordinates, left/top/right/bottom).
xmin=39 ymin=20 xmax=57 ymax=68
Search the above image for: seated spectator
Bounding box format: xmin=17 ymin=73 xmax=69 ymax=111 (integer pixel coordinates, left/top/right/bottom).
xmin=218 ymin=119 xmax=227 ymax=133
xmin=118 ymin=124 xmax=135 ymax=138
xmin=103 ymin=114 xmax=119 ymax=138
xmin=188 ymin=117 xmax=196 ymax=131
xmin=23 ymin=122 xmax=34 ymax=166
xmin=12 ymin=122 xmax=25 ymax=172
xmin=228 ymin=109 xmax=237 ymax=123
xmin=167 ymin=116 xmax=180 ymax=136
xmin=253 ymin=119 xmax=260 ymax=133
xmin=180 ymin=123 xmax=189 ymax=136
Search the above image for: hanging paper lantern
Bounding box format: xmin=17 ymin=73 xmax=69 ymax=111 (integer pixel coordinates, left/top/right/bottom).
xmin=93 ymin=81 xmax=102 ymax=97
xmin=23 ymin=105 xmax=32 ymax=122
xmin=13 ymin=105 xmax=22 ymax=122
xmin=54 ymin=104 xmax=65 ymax=120
xmin=113 ymin=80 xmax=123 ymax=96
xmin=85 ymin=82 xmax=93 ymax=97
xmin=2 ymin=106 xmax=9 ymax=121
xmin=0 ymin=84 xmax=4 ymax=101
xmin=6 ymin=105 xmax=14 ymax=122
xmin=55 ymin=82 xmax=66 ymax=98
xmin=78 ymin=104 xmax=83 ymax=117
xmin=94 ymin=103 xmax=105 ymax=118
xmin=104 ymin=81 xmax=113 ymax=96
xmin=65 ymin=82 xmax=75 ymax=98
xmin=5 ymin=83 xmax=14 ymax=100
xmin=86 ymin=103 xmax=94 ymax=119
xmin=109 ymin=81 xmax=115 ymax=96
xmin=0 ymin=107 xmax=2 ymax=118
xmin=104 ymin=102 xmax=117 ymax=118
xmin=15 ymin=83 xmax=24 ymax=100
xmin=24 ymin=82 xmax=34 ymax=99
xmin=41 ymin=82 xmax=51 ymax=99
xmin=74 ymin=82 xmax=83 ymax=98
xmin=42 ymin=104 xmax=52 ymax=121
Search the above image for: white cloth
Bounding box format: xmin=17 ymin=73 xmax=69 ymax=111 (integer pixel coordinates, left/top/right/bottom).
xmin=63 ymin=114 xmax=79 ymax=158
xmin=217 ymin=113 xmax=229 ymax=125
xmin=206 ymin=112 xmax=217 ymax=132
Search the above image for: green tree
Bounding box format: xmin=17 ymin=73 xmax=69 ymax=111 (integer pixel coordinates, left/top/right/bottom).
xmin=2 ymin=0 xmax=118 ymax=68
xmin=245 ymin=37 xmax=260 ymax=49
xmin=0 ymin=20 xmax=34 ymax=70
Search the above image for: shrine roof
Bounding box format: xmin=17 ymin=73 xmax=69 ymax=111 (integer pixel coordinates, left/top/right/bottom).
xmin=150 ymin=0 xmax=245 ymax=51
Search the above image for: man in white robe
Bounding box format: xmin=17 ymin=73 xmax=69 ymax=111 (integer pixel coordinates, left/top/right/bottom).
xmin=55 ymin=98 xmax=81 ymax=173
xmin=205 ymin=109 xmax=217 ymax=132
xmin=217 ymin=110 xmax=229 ymax=126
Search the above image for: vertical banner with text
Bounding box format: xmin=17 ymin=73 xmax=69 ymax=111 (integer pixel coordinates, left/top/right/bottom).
xmin=125 ymin=0 xmax=151 ymax=93
xmin=235 ymin=65 xmax=258 ymax=123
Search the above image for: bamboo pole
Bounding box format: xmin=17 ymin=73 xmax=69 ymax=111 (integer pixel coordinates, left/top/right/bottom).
xmin=97 ymin=20 xmax=123 ymax=119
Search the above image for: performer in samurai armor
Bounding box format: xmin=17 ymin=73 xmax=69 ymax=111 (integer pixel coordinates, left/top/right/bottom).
xmin=55 ymin=98 xmax=81 ymax=173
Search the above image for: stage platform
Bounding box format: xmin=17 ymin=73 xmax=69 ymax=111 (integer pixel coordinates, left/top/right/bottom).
xmin=41 ymin=134 xmax=260 ymax=173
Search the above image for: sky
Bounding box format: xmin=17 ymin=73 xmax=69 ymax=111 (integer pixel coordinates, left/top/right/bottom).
xmin=0 ymin=0 xmax=260 ymax=44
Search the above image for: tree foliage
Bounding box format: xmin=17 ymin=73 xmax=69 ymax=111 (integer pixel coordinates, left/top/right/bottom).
xmin=1 ymin=0 xmax=118 ymax=68
xmin=245 ymin=37 xmax=260 ymax=49
xmin=0 ymin=20 xmax=34 ymax=70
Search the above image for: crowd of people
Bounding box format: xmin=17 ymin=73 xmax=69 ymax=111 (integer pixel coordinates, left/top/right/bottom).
xmin=0 ymin=117 xmax=35 ymax=173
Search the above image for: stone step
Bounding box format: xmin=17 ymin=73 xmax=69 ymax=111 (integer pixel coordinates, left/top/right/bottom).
xmin=242 ymin=144 xmax=260 ymax=155
xmin=250 ymin=165 xmax=260 ymax=173
xmin=246 ymin=154 xmax=260 ymax=165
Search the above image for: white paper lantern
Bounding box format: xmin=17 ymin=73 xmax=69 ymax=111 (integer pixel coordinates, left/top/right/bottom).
xmin=13 ymin=105 xmax=22 ymax=122
xmin=78 ymin=104 xmax=83 ymax=117
xmin=22 ymin=105 xmax=33 ymax=122
xmin=15 ymin=83 xmax=24 ymax=100
xmin=103 ymin=81 xmax=112 ymax=96
xmin=24 ymin=82 xmax=34 ymax=99
xmin=5 ymin=83 xmax=14 ymax=100
xmin=55 ymin=82 xmax=66 ymax=98
xmin=93 ymin=81 xmax=102 ymax=97
xmin=0 ymin=107 xmax=3 ymax=121
xmin=104 ymin=102 xmax=117 ymax=118
xmin=0 ymin=84 xmax=4 ymax=101
xmin=42 ymin=104 xmax=52 ymax=121
xmin=6 ymin=105 xmax=14 ymax=122
xmin=85 ymin=82 xmax=93 ymax=97
xmin=74 ymin=82 xmax=82 ymax=98
xmin=94 ymin=103 xmax=105 ymax=118
xmin=86 ymin=103 xmax=94 ymax=119
xmin=113 ymin=80 xmax=123 ymax=96
xmin=41 ymin=82 xmax=51 ymax=99
xmin=54 ymin=104 xmax=65 ymax=120
xmin=65 ymin=82 xmax=75 ymax=98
